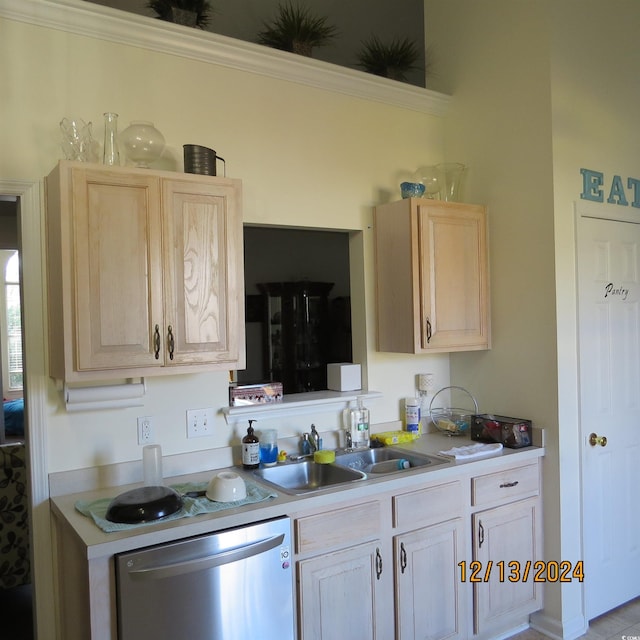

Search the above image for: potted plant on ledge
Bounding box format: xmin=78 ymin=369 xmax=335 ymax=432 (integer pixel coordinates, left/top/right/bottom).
xmin=147 ymin=0 xmax=213 ymax=28
xmin=257 ymin=2 xmax=338 ymax=57
xmin=356 ymin=36 xmax=431 ymax=83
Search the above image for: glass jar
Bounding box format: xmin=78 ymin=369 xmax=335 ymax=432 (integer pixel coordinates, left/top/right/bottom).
xmin=120 ymin=121 xmax=165 ymax=168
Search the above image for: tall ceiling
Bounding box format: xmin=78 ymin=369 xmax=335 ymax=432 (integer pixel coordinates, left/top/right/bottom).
xmin=88 ymin=0 xmax=427 ymax=87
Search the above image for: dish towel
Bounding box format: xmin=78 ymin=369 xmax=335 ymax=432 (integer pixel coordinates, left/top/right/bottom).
xmin=438 ymin=442 xmax=503 ymax=460
xmin=75 ymin=480 xmax=277 ymax=534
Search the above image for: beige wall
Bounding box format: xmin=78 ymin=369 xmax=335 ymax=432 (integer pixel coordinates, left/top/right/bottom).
xmin=1 ymin=10 xmax=455 ymax=633
xmin=15 ymin=1 xmax=640 ymax=635
xmin=426 ymin=0 xmax=640 ymax=635
xmin=0 ymin=14 xmax=451 ymax=473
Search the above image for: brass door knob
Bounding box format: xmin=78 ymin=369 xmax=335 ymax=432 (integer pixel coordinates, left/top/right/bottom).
xmin=589 ymin=432 xmax=608 ymax=447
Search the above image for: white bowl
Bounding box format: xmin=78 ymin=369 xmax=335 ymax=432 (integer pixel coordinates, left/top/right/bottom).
xmin=206 ymin=471 xmax=247 ymax=502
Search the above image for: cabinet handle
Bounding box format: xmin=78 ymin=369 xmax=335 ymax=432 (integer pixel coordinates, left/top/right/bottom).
xmin=400 ymin=542 xmax=407 ymax=574
xmin=167 ymin=325 xmax=175 ymax=360
xmin=153 ymin=325 xmax=161 ymax=360
xmin=425 ymin=317 xmax=432 ymax=343
xmin=478 ymin=521 xmax=484 ymax=548
xmin=500 ymin=481 xmax=519 ymax=488
xmin=375 ymin=547 xmax=383 ymax=580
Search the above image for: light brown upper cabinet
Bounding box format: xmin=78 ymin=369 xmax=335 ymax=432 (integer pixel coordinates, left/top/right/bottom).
xmin=46 ymin=161 xmax=245 ymax=381
xmin=374 ymin=199 xmax=490 ymax=353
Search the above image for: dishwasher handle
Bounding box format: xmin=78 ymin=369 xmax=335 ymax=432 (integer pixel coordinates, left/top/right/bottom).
xmin=127 ymin=533 xmax=285 ymax=581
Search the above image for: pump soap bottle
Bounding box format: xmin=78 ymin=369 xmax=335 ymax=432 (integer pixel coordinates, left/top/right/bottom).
xmin=242 ymin=420 xmax=260 ymax=469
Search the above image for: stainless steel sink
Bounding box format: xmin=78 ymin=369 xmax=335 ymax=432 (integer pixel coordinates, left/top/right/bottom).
xmin=334 ymin=447 xmax=449 ymax=475
xmin=253 ymin=461 xmax=366 ymax=495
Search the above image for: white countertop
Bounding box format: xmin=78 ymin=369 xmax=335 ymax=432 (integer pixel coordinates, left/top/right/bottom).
xmin=50 ymin=432 xmax=544 ymax=560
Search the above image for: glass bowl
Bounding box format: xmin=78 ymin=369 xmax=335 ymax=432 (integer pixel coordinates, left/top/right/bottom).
xmin=120 ymin=121 xmax=165 ymax=168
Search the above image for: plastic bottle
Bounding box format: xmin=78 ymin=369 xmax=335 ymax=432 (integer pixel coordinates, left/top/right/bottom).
xmin=347 ymin=396 xmax=370 ymax=449
xmin=242 ymin=420 xmax=260 ymax=469
xmin=300 ymin=433 xmax=311 ymax=456
xmin=405 ymin=397 xmax=421 ymax=434
xmin=368 ymin=458 xmax=411 ymax=474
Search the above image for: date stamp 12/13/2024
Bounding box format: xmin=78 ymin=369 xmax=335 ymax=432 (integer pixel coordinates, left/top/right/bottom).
xmin=458 ymin=560 xmax=584 ymax=583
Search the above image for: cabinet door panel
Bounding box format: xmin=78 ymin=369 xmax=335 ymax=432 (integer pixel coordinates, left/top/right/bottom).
xmin=473 ymin=497 xmax=542 ymax=634
xmin=396 ymin=519 xmax=465 ymax=640
xmin=418 ymin=202 xmax=488 ymax=350
xmin=373 ymin=198 xmax=489 ymax=354
xmin=73 ymin=169 xmax=163 ymax=370
xmin=298 ymin=541 xmax=382 ymax=640
xmin=162 ymin=179 xmax=244 ymax=366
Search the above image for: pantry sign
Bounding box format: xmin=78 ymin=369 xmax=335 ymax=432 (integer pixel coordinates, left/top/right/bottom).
xmin=580 ymin=168 xmax=640 ymax=207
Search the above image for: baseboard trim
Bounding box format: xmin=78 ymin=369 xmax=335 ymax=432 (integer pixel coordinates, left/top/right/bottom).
xmin=530 ymin=610 xmax=588 ymax=640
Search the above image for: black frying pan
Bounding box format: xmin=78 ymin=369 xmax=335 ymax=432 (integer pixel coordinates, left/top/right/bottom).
xmin=106 ymin=486 xmax=183 ymax=524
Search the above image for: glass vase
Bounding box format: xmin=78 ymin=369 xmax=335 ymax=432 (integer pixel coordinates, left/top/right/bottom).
xmin=60 ymin=117 xmax=96 ymax=162
xmin=102 ymin=112 xmax=120 ymax=166
xmin=436 ymin=163 xmax=466 ymax=202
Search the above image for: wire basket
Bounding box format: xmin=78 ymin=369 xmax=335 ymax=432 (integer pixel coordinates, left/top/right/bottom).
xmin=429 ymin=386 xmax=479 ymax=436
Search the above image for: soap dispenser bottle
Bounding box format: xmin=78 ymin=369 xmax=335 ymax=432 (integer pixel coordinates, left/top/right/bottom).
xmin=242 ymin=420 xmax=260 ymax=469
xmin=347 ymin=396 xmax=370 ymax=449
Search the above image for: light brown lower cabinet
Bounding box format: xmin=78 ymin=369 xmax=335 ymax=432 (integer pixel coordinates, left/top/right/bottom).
xmin=298 ymin=540 xmax=386 ymax=640
xmin=472 ymin=497 xmax=542 ymax=636
xmin=395 ymin=518 xmax=465 ymax=640
xmin=49 ymin=452 xmax=543 ymax=640
xmin=295 ymin=459 xmax=542 ymax=640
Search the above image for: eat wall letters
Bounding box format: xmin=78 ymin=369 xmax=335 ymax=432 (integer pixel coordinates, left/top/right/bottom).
xmin=580 ymin=168 xmax=640 ymax=208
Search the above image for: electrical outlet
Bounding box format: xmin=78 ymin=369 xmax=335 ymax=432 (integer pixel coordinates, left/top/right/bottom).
xmin=187 ymin=408 xmax=214 ymax=438
xmin=137 ymin=416 xmax=154 ymax=444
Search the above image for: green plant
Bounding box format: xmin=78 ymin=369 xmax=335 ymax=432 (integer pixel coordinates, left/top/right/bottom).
xmin=357 ymin=36 xmax=429 ymax=82
xmin=257 ymin=2 xmax=338 ymax=56
xmin=147 ymin=0 xmax=213 ymax=28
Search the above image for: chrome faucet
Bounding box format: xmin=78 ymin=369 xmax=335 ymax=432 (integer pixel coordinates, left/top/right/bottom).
xmin=309 ymin=424 xmax=320 ymax=452
xmin=345 ymin=430 xmax=353 ymax=449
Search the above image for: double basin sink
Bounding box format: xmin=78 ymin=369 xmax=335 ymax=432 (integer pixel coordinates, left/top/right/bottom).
xmin=253 ymin=447 xmax=449 ymax=495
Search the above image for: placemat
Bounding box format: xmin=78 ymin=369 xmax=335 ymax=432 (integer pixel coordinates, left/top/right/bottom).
xmin=75 ymin=480 xmax=277 ymax=533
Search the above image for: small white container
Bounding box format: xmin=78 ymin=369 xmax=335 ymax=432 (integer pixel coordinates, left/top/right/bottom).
xmin=405 ymin=397 xmax=421 ymax=434
xmin=142 ymin=444 xmax=163 ymax=486
xmin=327 ymin=363 xmax=362 ymax=391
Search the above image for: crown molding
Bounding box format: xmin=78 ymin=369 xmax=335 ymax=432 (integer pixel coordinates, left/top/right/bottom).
xmin=0 ymin=0 xmax=451 ymax=117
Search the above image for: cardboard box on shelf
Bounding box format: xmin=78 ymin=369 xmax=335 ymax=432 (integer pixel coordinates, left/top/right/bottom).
xmin=327 ymin=363 xmax=361 ymax=391
xmin=229 ymin=383 xmax=283 ymax=406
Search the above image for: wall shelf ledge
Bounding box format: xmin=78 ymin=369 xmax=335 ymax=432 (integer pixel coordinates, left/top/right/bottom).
xmin=222 ymin=390 xmax=382 ymax=425
xmin=0 ymin=0 xmax=451 ymax=117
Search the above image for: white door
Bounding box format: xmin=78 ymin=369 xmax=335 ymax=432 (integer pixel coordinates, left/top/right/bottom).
xmin=577 ymin=211 xmax=640 ymax=619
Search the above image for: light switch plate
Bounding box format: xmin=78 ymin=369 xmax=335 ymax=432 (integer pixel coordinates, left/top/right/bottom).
xmin=187 ymin=408 xmax=214 ymax=438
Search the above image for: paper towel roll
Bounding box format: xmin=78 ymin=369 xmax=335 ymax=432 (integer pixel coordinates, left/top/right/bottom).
xmin=64 ymin=380 xmax=146 ymax=412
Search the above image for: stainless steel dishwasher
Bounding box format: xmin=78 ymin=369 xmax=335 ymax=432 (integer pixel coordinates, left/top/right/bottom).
xmin=115 ymin=516 xmax=294 ymax=640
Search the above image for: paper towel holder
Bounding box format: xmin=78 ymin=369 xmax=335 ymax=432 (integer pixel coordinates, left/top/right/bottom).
xmin=63 ymin=378 xmax=147 ymax=412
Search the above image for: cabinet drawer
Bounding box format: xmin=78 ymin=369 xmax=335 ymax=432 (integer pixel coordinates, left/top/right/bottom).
xmin=472 ymin=463 xmax=539 ymax=507
xmin=393 ymin=480 xmax=462 ymax=530
xmin=295 ymin=501 xmax=380 ymax=555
